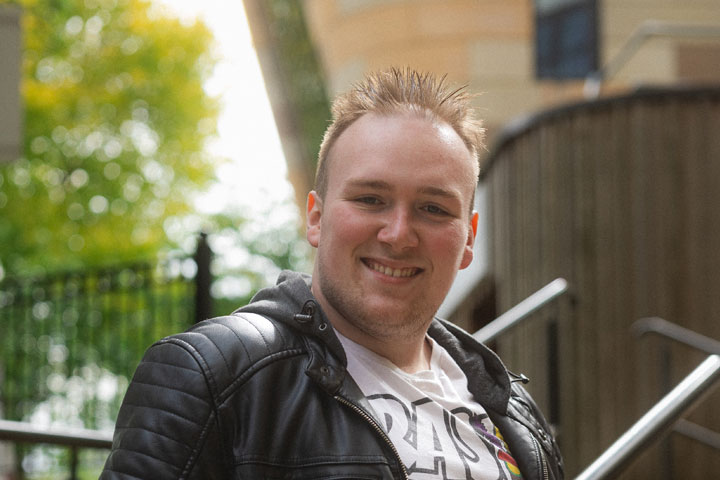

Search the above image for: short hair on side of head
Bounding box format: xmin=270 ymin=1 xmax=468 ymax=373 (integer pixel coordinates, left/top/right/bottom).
xmin=314 ymin=66 xmax=485 ymax=198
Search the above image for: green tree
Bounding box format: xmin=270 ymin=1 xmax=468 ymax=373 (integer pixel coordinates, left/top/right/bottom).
xmin=0 ymin=2 xmax=315 ymax=476
xmin=0 ymin=0 xmax=220 ymax=277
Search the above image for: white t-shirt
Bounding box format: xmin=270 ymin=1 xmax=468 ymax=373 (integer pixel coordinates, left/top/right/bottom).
xmin=337 ymin=332 xmax=523 ymax=480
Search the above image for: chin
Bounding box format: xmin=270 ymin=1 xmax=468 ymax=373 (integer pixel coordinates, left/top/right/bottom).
xmin=362 ymin=305 xmax=435 ymax=335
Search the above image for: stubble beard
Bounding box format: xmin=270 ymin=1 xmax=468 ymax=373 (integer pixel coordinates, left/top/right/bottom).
xmin=315 ymin=259 xmax=435 ymax=343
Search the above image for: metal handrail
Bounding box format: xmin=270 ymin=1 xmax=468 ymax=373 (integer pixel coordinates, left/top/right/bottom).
xmin=674 ymin=418 xmax=720 ymax=451
xmin=574 ymin=354 xmax=720 ymax=480
xmin=472 ymin=278 xmax=569 ymax=344
xmin=584 ymin=20 xmax=720 ymax=98
xmin=632 ymin=316 xmax=720 ymax=451
xmin=0 ymin=419 xmax=112 ymax=479
xmin=632 ymin=316 xmax=720 ymax=355
xmin=0 ymin=419 xmax=112 ymax=449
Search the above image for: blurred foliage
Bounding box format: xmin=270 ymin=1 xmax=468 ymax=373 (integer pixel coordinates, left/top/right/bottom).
xmin=0 ymin=0 xmax=220 ymax=277
xmin=0 ymin=1 xmax=318 ymax=475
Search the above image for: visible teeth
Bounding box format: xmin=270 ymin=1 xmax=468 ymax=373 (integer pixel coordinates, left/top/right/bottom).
xmin=368 ymin=261 xmax=417 ymax=278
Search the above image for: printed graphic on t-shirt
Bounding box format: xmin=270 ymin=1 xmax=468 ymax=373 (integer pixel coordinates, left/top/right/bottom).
xmin=366 ymin=393 xmax=522 ymax=480
xmin=334 ymin=331 xmax=522 ymax=480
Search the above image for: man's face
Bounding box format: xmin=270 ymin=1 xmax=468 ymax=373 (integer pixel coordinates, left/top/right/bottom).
xmin=306 ymin=112 xmax=478 ymax=342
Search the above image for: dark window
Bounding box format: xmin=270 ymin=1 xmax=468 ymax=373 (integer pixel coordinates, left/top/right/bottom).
xmin=535 ymin=0 xmax=599 ymax=79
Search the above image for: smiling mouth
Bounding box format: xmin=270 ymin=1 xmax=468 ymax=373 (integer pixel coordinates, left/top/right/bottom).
xmin=363 ymin=259 xmax=421 ymax=278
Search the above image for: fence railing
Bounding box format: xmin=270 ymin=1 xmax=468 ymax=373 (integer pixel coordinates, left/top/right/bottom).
xmin=0 ymin=419 xmax=112 ymax=480
xmin=0 ymin=260 xmax=195 ymax=423
xmin=0 ymin=234 xmax=212 ymax=477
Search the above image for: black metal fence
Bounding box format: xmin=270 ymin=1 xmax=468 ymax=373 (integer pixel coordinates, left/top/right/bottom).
xmin=0 ymin=235 xmax=214 ymax=477
xmin=0 ymin=234 xmax=212 ymax=428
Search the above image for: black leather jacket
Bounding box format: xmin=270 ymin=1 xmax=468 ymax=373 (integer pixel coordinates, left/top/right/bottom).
xmin=102 ymin=271 xmax=563 ymax=479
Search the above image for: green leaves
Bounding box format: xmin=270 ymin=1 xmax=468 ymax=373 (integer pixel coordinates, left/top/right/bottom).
xmin=0 ymin=0 xmax=219 ymax=276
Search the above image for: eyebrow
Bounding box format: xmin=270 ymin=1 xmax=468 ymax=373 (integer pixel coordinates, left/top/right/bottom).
xmin=346 ymin=179 xmax=391 ymax=191
xmin=345 ymin=179 xmax=461 ymax=200
xmin=417 ymin=185 xmax=461 ymax=200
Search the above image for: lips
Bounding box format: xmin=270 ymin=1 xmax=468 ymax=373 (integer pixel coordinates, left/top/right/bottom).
xmin=363 ymin=259 xmax=420 ymax=278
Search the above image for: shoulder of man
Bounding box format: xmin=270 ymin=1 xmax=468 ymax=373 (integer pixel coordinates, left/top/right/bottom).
xmin=161 ymin=312 xmax=306 ymax=393
xmin=103 ymin=312 xmax=307 ymax=478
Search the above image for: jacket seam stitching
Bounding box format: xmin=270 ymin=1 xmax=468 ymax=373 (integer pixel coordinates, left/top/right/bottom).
xmin=216 ymin=348 xmax=306 ymax=403
xmin=126 ymin=379 xmax=210 ymax=403
xmin=113 ymin=425 xmax=194 ymax=451
xmin=182 ymin=409 xmax=218 ymax=478
xmin=136 ymin=359 xmax=202 ymax=374
xmin=156 ymin=337 xmax=221 ymax=479
xmin=108 ymin=447 xmax=184 ymax=472
xmin=164 ymin=337 xmax=220 ymax=395
xmin=116 ymin=404 xmax=204 ymax=431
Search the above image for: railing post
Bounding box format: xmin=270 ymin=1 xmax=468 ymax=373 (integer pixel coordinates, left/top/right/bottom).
xmin=659 ymin=342 xmax=673 ymax=480
xmin=69 ymin=446 xmax=78 ymax=480
xmin=193 ymin=232 xmax=213 ymax=324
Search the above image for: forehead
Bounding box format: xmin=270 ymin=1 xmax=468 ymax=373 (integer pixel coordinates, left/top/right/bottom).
xmin=325 ymin=113 xmax=477 ymax=201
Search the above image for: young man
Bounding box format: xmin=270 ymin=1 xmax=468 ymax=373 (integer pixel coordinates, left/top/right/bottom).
xmin=102 ymin=68 xmax=563 ymax=479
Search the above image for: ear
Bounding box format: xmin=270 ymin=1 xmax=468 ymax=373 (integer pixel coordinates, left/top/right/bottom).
xmin=306 ymin=191 xmax=322 ymax=248
xmin=459 ymin=211 xmax=478 ymax=270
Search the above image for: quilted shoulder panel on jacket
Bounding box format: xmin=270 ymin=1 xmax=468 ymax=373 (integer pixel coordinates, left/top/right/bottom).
xmin=101 ymin=313 xmax=307 ymax=479
xmin=177 ymin=313 xmax=306 ymax=400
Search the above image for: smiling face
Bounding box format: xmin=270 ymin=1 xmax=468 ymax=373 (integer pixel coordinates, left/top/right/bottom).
xmin=306 ymin=112 xmax=478 ymax=345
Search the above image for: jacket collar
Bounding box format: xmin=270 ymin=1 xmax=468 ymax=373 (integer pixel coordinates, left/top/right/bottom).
xmin=427 ymin=319 xmax=512 ymax=413
xmin=237 ymin=270 xmax=513 ymax=412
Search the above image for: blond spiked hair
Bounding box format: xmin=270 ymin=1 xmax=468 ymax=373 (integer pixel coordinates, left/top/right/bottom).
xmin=314 ymin=67 xmax=485 ymax=200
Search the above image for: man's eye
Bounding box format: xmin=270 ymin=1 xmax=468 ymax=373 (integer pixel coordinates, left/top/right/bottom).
xmin=424 ymin=204 xmax=448 ymax=215
xmin=355 ymin=197 xmax=381 ymax=205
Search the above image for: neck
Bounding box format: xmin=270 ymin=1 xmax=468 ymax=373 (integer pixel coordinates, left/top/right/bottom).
xmin=310 ymin=277 xmax=434 ymax=373
xmin=332 ymin=314 xmax=433 ymax=373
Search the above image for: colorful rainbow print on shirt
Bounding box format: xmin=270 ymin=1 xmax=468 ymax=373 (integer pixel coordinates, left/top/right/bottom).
xmin=494 ymin=427 xmax=522 ymax=477
xmin=498 ymin=450 xmax=522 ymax=477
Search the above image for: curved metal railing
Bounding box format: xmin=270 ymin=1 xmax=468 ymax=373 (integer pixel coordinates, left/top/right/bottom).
xmin=633 ymin=317 xmax=720 ymax=453
xmin=472 ymin=278 xmax=569 ymax=344
xmin=574 ymin=354 xmax=720 ymax=480
xmin=633 ymin=316 xmax=720 ymax=355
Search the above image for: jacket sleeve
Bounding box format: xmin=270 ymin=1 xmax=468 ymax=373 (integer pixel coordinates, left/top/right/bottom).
xmin=100 ymin=337 xmax=227 ymax=479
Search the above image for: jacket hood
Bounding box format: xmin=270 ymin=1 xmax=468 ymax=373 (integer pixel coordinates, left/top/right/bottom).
xmin=235 ymin=270 xmax=314 ymax=325
xmin=428 ymin=319 xmax=513 ymax=413
xmin=234 ymin=270 xmax=349 ymax=367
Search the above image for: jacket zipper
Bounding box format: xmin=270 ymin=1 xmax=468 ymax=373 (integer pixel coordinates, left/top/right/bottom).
xmin=334 ymin=395 xmax=409 ymax=480
xmin=531 ymin=435 xmax=550 ymax=480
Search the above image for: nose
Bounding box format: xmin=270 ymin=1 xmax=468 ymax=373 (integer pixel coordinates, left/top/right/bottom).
xmin=377 ymin=207 xmax=419 ymax=250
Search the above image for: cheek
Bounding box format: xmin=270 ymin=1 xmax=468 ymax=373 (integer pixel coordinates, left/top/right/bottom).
xmin=427 ymin=227 xmax=469 ymax=263
xmin=320 ymin=206 xmax=375 ymax=249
